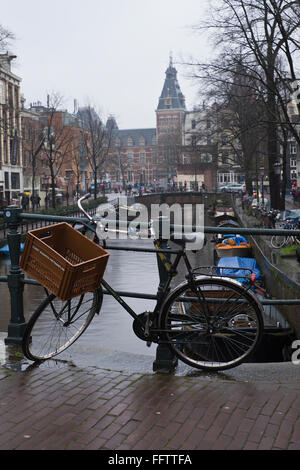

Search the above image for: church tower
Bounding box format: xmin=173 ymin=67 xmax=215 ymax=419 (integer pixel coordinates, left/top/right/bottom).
xmin=156 ymin=55 xmax=186 ymax=144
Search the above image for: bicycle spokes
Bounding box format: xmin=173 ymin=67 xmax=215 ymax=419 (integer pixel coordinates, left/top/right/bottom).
xmin=160 ymin=278 xmax=263 ymax=371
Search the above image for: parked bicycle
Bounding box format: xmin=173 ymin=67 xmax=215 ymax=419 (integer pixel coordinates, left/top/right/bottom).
xmin=21 ymin=194 xmax=264 ymax=372
xmin=270 ymin=218 xmax=300 ymax=249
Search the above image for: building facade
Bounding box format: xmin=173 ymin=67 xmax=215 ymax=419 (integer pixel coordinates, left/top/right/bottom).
xmin=2 ymin=55 xmax=233 ymax=207
xmin=105 ymin=58 xmax=218 ymax=191
xmin=0 ymin=53 xmax=22 ymax=207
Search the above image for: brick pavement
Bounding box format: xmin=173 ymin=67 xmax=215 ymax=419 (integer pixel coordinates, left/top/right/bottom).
xmin=0 ymin=193 xmax=300 ymax=453
xmin=0 ymin=361 xmax=300 ymax=451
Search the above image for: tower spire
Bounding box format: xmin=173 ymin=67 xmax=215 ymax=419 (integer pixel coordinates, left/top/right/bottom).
xmin=156 ymin=56 xmax=186 ymax=110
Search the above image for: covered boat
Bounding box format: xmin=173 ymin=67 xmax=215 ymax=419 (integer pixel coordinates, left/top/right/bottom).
xmin=0 ymin=243 xmax=25 ymax=256
xmin=216 ymin=256 xmax=262 ymax=288
xmin=214 ymin=211 xmax=237 ymax=224
xmin=215 ymin=235 xmax=252 ymax=258
xmin=217 ymin=218 xmax=239 ymax=228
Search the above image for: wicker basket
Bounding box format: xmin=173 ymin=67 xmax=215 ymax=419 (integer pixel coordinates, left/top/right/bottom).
xmin=20 ymin=222 xmax=109 ymax=301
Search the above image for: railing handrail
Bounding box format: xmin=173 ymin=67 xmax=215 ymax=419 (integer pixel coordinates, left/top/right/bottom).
xmin=1 ymin=202 xmax=300 ymax=347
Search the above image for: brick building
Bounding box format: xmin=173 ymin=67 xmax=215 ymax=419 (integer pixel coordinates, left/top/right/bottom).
xmin=22 ymin=102 xmax=91 ymax=208
xmin=105 ymin=57 xmax=217 ymax=191
xmin=16 ymin=57 xmax=220 ymax=207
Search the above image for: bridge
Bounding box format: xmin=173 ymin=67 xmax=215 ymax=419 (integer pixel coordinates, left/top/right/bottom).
xmin=0 ymin=191 xmax=300 ymax=372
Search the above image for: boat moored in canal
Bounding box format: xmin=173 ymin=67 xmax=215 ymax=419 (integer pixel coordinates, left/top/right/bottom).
xmin=215 ymin=235 xmax=252 ymax=259
xmin=0 ymin=242 xmax=25 ymax=256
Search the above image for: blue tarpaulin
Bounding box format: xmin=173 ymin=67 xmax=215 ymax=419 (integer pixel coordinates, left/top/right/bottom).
xmin=221 ymin=235 xmax=248 ymax=245
xmin=0 ymin=243 xmax=24 ymax=256
xmin=217 ymin=256 xmax=262 ymax=285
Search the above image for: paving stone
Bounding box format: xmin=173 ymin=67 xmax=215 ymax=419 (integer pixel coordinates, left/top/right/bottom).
xmin=0 ymin=362 xmax=299 ymax=450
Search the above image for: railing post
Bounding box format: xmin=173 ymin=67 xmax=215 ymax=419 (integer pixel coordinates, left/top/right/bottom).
xmin=153 ymin=215 xmax=178 ymax=373
xmin=3 ymin=206 xmax=27 ymax=344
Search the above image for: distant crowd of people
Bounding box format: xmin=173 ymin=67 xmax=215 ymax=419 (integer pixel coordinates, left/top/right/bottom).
xmin=6 ymin=181 xmax=209 ymax=212
xmin=20 ymin=194 xmax=41 ymax=211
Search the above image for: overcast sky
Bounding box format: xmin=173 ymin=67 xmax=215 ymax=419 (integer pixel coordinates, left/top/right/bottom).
xmin=2 ymin=0 xmax=211 ymax=129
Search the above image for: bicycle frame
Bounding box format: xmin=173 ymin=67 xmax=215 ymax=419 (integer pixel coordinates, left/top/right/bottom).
xmin=75 ymin=193 xmax=197 ymax=326
xmin=100 ymin=241 xmax=193 ymax=324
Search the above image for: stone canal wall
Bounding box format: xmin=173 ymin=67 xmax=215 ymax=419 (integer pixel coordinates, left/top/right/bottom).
xmin=236 ymin=202 xmax=300 ymax=338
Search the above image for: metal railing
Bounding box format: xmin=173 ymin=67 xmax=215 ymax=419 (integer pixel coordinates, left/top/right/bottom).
xmin=1 ymin=204 xmax=300 ymax=353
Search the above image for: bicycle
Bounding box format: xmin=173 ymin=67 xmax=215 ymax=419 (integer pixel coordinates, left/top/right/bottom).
xmin=21 ymin=194 xmax=264 ymax=372
xmin=270 ymin=219 xmax=300 ymax=249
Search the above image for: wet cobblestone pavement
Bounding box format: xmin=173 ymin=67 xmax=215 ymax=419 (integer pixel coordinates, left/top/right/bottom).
xmin=1 ymin=352 xmax=300 ymax=451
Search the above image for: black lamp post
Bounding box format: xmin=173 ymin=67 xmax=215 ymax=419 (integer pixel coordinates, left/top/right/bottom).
xmin=260 ymin=167 xmax=264 ymax=205
xmin=274 ymin=161 xmax=282 ymax=209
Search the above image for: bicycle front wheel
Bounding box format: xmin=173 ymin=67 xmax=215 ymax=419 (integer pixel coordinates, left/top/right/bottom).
xmin=160 ymin=277 xmax=263 ymax=371
xmin=22 ymin=289 xmax=103 ymax=361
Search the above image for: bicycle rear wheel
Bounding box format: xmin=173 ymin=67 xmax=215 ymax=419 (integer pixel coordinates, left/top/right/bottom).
xmin=160 ymin=277 xmax=263 ymax=371
xmin=22 ymin=289 xmax=103 ymax=361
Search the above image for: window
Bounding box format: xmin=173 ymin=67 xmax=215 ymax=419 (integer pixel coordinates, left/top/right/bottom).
xmin=221 ymin=134 xmax=228 ymax=146
xmin=222 ymin=151 xmax=229 ymax=164
xmin=183 ymin=154 xmax=191 ymax=164
xmin=152 ymin=151 xmax=158 ymax=164
xmin=128 ymin=170 xmax=134 ymax=182
xmin=40 ymin=116 xmax=49 ymax=126
xmin=151 ymin=135 xmax=157 ymax=145
xmin=8 ymin=84 xmax=13 ymax=107
xmin=140 ymin=152 xmax=145 ymax=163
xmin=191 ymin=135 xmax=197 ymax=147
xmin=291 ymin=142 xmax=297 ymax=154
xmin=115 ymin=137 xmax=121 ymax=147
xmin=4 ymin=172 xmax=9 ymax=189
xmin=0 ymin=81 xmax=5 ymax=104
xmin=200 ymin=153 xmax=213 ymax=163
xmin=291 ymin=159 xmax=297 ymax=168
xmin=11 ymin=172 xmax=20 ymax=189
xmin=127 ymin=136 xmax=133 ymax=146
xmin=191 ymin=119 xmax=196 ymax=129
xmin=23 ymin=150 xmax=28 ymax=167
xmin=127 ymin=152 xmax=134 ymax=163
xmin=139 ymin=136 xmax=146 ymax=146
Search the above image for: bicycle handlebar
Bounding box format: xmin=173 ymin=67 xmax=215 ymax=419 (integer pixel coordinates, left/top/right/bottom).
xmin=77 ymin=193 xmax=93 ymax=222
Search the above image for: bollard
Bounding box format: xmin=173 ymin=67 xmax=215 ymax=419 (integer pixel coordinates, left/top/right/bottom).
xmin=3 ymin=206 xmax=27 ymax=344
xmin=152 ymin=215 xmax=178 ymax=373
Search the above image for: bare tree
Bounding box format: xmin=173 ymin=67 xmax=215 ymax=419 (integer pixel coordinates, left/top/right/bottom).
xmin=23 ymin=119 xmax=45 ymax=211
xmin=111 ymin=143 xmax=131 ymax=191
xmin=78 ymin=106 xmax=114 ymax=199
xmin=0 ymin=24 xmax=14 ymax=51
xmin=40 ymin=93 xmax=75 ymax=208
xmin=187 ymin=0 xmax=300 ymax=208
